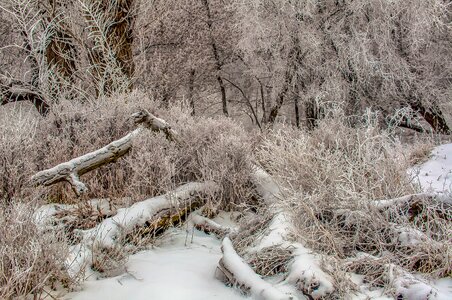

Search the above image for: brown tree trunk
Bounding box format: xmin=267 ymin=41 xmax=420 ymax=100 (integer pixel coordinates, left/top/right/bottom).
xmin=267 ymin=41 xmax=303 ymax=124
xmin=108 ymin=0 xmax=135 ymax=83
xmin=1 ymin=32 xmax=51 ymax=116
xmin=43 ymin=1 xmax=77 ymax=83
xmin=294 ymin=82 xmax=300 ymax=128
xmin=305 ymin=98 xmax=317 ymax=131
xmin=410 ymin=101 xmax=450 ymax=134
xmin=201 ymin=0 xmax=228 ymax=117
xmin=188 ymin=69 xmax=196 ymax=116
xmin=84 ymin=0 xmax=136 ymax=96
xmin=267 ymin=65 xmax=292 ymax=123
xmin=1 ymin=87 xmax=50 ymax=116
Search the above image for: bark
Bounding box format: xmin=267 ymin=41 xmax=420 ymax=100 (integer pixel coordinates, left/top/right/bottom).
xmin=31 ymin=110 xmax=176 ymax=195
xmin=410 ymin=101 xmax=451 ymax=134
xmin=188 ymin=69 xmax=196 ymax=116
xmin=66 ymin=181 xmax=219 ymax=278
xmin=294 ymin=84 xmax=300 ymax=129
xmin=2 ymin=31 xmax=52 ymax=116
xmin=397 ymin=117 xmax=432 ymax=134
xmin=305 ymin=98 xmax=323 ymax=131
xmin=1 ymin=83 xmax=50 ymax=116
xmin=267 ymin=63 xmax=293 ymax=124
xmin=84 ymin=0 xmax=136 ymax=95
xmin=42 ymin=1 xmax=77 ymax=83
xmin=257 ymin=78 xmax=267 ymax=124
xmin=267 ymin=42 xmax=305 ymax=124
xmin=216 ymin=237 xmax=295 ymax=300
xmin=201 ymin=0 xmax=228 ymax=117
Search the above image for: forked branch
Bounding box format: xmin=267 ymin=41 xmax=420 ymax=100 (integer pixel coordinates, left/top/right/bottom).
xmin=31 ymin=110 xmax=177 ymax=195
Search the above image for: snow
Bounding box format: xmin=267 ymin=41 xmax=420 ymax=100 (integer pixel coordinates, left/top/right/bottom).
xmin=221 ymin=237 xmax=296 ymax=300
xmin=411 ymin=143 xmax=452 ymax=193
xmin=82 ymin=182 xmax=217 ymax=249
xmin=286 ymin=244 xmax=334 ymax=299
xmin=56 ymin=145 xmax=452 ymax=299
xmin=388 ymin=264 xmax=452 ymax=300
xmin=251 ymin=166 xmax=282 ymax=205
xmin=250 ymin=212 xmax=292 ymax=252
xmin=65 ymin=228 xmax=249 ymax=300
xmin=65 ymin=181 xmax=218 ymax=278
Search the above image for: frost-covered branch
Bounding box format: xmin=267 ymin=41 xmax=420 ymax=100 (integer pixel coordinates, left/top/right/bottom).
xmin=188 ymin=211 xmax=236 ymax=238
xmin=216 ymin=237 xmax=296 ymax=300
xmin=248 ymin=166 xmax=335 ymax=298
xmin=31 ymin=110 xmax=176 ymax=195
xmin=68 ymin=181 xmax=218 ymax=278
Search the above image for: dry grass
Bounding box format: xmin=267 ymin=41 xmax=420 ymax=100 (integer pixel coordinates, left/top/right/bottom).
xmin=0 ymin=202 xmax=72 ymax=299
xmin=0 ymin=90 xmax=254 ymax=207
xmin=1 ymin=94 xmax=449 ymax=298
xmin=255 ymin=109 xmax=451 ymax=294
xmin=0 ymin=90 xmax=256 ymax=291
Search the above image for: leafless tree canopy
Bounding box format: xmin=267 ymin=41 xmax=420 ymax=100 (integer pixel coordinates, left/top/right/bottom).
xmin=0 ymin=0 xmax=450 ymax=131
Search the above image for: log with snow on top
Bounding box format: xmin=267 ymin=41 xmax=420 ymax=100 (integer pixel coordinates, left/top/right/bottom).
xmin=285 ymin=244 xmax=335 ymax=299
xmin=372 ymin=193 xmax=452 ymax=210
xmin=67 ymin=181 xmax=218 ymax=278
xmin=387 ymin=264 xmax=448 ymax=300
xmin=244 ymin=166 xmax=336 ymax=298
xmin=187 ymin=211 xmax=237 ymax=238
xmin=371 ymin=193 xmax=452 ymax=222
xmin=216 ymin=237 xmax=297 ymax=300
xmin=347 ymin=253 xmax=450 ymax=300
xmin=31 ymin=110 xmax=177 ymax=195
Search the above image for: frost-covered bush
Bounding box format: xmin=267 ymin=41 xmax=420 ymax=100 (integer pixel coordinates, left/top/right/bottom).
xmin=256 ymin=109 xmax=451 ymax=295
xmin=0 ymin=90 xmax=254 ymax=208
xmin=0 ymin=203 xmax=71 ymax=298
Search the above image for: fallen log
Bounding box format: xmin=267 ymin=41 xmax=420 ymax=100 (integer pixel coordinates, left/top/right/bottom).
xmin=371 ymin=193 xmax=452 ymax=221
xmin=31 ymin=110 xmax=177 ymax=195
xmin=67 ymin=181 xmax=218 ymax=279
xmin=246 ymin=167 xmax=335 ymax=298
xmin=34 ymin=198 xmax=115 ymax=236
xmin=216 ymin=237 xmax=296 ymax=300
xmin=346 ymin=254 xmax=447 ymax=300
xmin=187 ymin=211 xmax=236 ymax=238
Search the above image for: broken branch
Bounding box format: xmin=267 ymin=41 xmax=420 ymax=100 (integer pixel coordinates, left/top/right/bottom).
xmin=31 ymin=110 xmax=177 ymax=195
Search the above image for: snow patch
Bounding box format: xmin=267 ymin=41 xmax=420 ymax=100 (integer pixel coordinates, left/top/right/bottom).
xmin=286 ymin=244 xmax=334 ymax=299
xmin=411 ymin=143 xmax=452 ymax=193
xmin=65 ymin=227 xmax=248 ymax=300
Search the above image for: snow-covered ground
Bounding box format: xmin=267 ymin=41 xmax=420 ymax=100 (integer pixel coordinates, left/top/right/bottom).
xmin=61 ymin=144 xmax=452 ymax=300
xmin=65 ymin=223 xmax=248 ymax=300
xmin=411 ymin=143 xmax=452 ymax=193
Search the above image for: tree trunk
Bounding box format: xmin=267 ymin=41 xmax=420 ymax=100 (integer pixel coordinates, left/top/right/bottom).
xmin=84 ymin=0 xmax=136 ymax=96
xmin=188 ymin=69 xmax=196 ymax=116
xmin=201 ymin=0 xmax=228 ymax=117
xmin=410 ymin=101 xmax=450 ymax=134
xmin=0 ymin=89 xmax=50 ymax=116
xmin=267 ymin=65 xmax=292 ymax=124
xmin=1 ymin=79 xmax=50 ymax=116
xmin=42 ymin=1 xmax=77 ymax=83
xmin=267 ymin=42 xmax=303 ymax=124
xmin=294 ymin=83 xmax=300 ymax=128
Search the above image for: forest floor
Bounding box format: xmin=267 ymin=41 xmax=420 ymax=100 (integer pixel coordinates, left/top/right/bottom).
xmin=53 ymin=144 xmax=452 ymax=300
